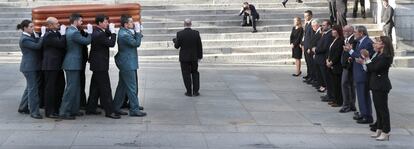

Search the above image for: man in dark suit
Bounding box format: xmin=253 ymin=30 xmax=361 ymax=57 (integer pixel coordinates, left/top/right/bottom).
xmin=309 ymin=19 xmax=322 ymax=88
xmin=339 ymin=25 xmax=357 ymax=113
xmin=86 ymin=14 xmax=120 ymax=119
xmin=239 ymin=2 xmax=259 ymax=33
xmin=344 ymin=25 xmax=374 ymax=124
xmin=173 ymin=18 xmax=203 ymax=97
xmin=336 ymin=0 xmax=348 ymax=27
xmin=381 ymin=0 xmax=394 ymax=40
xmin=315 ymin=20 xmax=334 ymax=102
xmin=353 ymin=0 xmax=366 ymax=18
xmin=302 ymin=10 xmax=315 ymax=83
xmin=41 ymin=17 xmax=66 ymax=118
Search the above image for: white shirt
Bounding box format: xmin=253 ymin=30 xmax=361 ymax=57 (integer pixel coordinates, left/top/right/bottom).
xmin=22 ymin=32 xmax=31 ymax=37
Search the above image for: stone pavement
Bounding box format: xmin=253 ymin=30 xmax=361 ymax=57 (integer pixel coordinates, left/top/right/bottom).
xmin=0 ymin=62 xmax=413 ymax=149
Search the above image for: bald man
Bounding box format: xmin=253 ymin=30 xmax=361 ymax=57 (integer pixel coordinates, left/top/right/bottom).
xmin=173 ymin=19 xmax=203 ymax=96
xmin=41 ymin=17 xmax=67 ymax=118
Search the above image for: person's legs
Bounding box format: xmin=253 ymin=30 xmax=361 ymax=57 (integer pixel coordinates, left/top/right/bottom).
xmin=181 ymin=62 xmax=192 ymax=94
xmin=23 ymin=71 xmax=41 ymax=116
xmin=190 ymin=61 xmax=200 ymax=94
xmin=114 ymin=71 xmax=127 ymax=112
xmin=59 ymin=70 xmax=80 ymax=117
xmin=120 ymin=70 xmax=141 ymax=114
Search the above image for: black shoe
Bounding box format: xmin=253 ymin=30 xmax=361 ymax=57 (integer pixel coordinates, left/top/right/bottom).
xmin=130 ymin=111 xmax=147 ymax=117
xmin=139 ymin=106 xmax=144 ymax=110
xmin=370 ymin=126 xmax=377 ymax=132
xmin=59 ymin=115 xmax=76 ymax=120
xmin=18 ymin=109 xmax=30 ymax=114
xmin=369 ymin=122 xmax=377 ymax=128
xmin=115 ymin=111 xmax=128 ymax=115
xmin=353 ymin=113 xmax=363 ymax=120
xmin=339 ymin=107 xmax=352 ymax=113
xmin=46 ymin=113 xmax=59 ymax=119
xmin=297 ymin=0 xmax=303 ymax=3
xmin=193 ymin=92 xmax=200 ymax=96
xmin=357 ymin=117 xmax=373 ymax=124
xmin=252 ymin=30 xmax=258 ymax=33
xmin=85 ymin=110 xmax=102 ymax=115
xmin=292 ymin=71 xmax=302 ymax=77
xmin=30 ymin=114 xmax=43 ymax=119
xmin=70 ymin=112 xmax=84 ymax=117
xmin=185 ymin=92 xmax=192 ymax=97
xmin=350 ymin=107 xmax=357 ymax=111
xmin=105 ymin=113 xmax=121 ymax=119
xmin=282 ymin=1 xmax=287 ymax=8
xmin=302 ymin=75 xmax=309 ymax=79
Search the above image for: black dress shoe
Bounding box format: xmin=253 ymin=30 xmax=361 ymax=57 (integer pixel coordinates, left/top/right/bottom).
xmin=105 ymin=113 xmax=121 ymax=119
xmin=357 ymin=118 xmax=373 ymax=124
xmin=302 ymin=75 xmax=309 ymax=79
xmin=30 ymin=114 xmax=43 ymax=119
xmin=60 ymin=115 xmax=76 ymax=120
xmin=46 ymin=113 xmax=59 ymax=119
xmin=370 ymin=122 xmax=377 ymax=128
xmin=185 ymin=92 xmax=192 ymax=97
xmin=139 ymin=106 xmax=144 ymax=110
xmin=339 ymin=107 xmax=352 ymax=113
xmin=115 ymin=111 xmax=128 ymax=115
xmin=70 ymin=112 xmax=84 ymax=117
xmin=350 ymin=107 xmax=357 ymax=111
xmin=252 ymin=30 xmax=258 ymax=33
xmin=353 ymin=114 xmax=363 ymax=120
xmin=282 ymin=1 xmax=287 ymax=8
xmin=130 ymin=111 xmax=147 ymax=117
xmin=297 ymin=0 xmax=303 ymax=3
xmin=18 ymin=109 xmax=30 ymax=114
xmin=85 ymin=111 xmax=102 ymax=115
xmin=193 ymin=92 xmax=200 ymax=96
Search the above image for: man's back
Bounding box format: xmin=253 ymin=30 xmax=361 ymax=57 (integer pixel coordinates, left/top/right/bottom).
xmin=174 ymin=28 xmax=203 ymax=62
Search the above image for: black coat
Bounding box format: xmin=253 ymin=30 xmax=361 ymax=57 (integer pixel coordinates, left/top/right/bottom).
xmin=328 ymin=38 xmax=344 ymax=74
xmin=310 ymin=29 xmax=322 ymax=51
xmin=303 ymin=21 xmax=315 ymax=50
xmin=367 ymin=54 xmax=392 ymax=92
xmin=341 ymin=35 xmax=357 ymax=69
xmin=315 ymin=30 xmax=334 ymax=65
xmin=41 ymin=30 xmax=66 ymax=70
xmin=89 ymin=27 xmax=116 ymax=71
xmin=174 ymin=28 xmax=203 ymax=62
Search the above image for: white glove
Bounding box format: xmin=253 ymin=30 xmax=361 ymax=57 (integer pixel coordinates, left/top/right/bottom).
xmin=59 ymin=25 xmax=66 ymax=35
xmin=134 ymin=22 xmax=141 ymax=33
xmin=33 ymin=29 xmax=39 ymax=38
xmin=40 ymin=26 xmax=46 ymax=37
xmin=109 ymin=23 xmax=116 ymax=34
xmin=87 ymin=24 xmax=93 ymax=34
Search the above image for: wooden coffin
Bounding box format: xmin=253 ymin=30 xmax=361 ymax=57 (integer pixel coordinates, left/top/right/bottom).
xmin=32 ymin=3 xmax=141 ymax=31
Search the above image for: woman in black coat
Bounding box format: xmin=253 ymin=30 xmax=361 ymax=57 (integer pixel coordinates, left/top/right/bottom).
xmin=326 ymin=25 xmax=344 ymax=107
xmin=290 ymin=17 xmax=304 ymax=76
xmin=358 ymin=36 xmax=394 ymax=141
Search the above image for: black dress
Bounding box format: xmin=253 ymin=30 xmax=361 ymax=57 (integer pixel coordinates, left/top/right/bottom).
xmin=290 ymin=26 xmax=304 ymax=59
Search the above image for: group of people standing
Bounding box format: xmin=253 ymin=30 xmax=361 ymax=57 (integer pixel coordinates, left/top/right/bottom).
xmin=289 ymin=0 xmax=395 ymax=141
xmin=17 ymin=13 xmax=147 ymax=120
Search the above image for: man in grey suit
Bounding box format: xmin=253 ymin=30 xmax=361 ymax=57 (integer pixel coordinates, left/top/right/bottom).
xmin=381 ymin=0 xmax=394 ymax=40
xmin=113 ymin=14 xmax=146 ymax=117
xmin=60 ymin=13 xmax=92 ymax=120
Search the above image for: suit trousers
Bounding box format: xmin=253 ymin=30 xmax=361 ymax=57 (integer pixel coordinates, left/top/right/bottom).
xmin=372 ymin=90 xmax=391 ymax=133
xmin=113 ymin=70 xmax=141 ymax=114
xmin=383 ymin=24 xmax=393 ymax=40
xmin=325 ymin=66 xmax=335 ymax=99
xmin=87 ymin=71 xmax=115 ymax=115
xmin=43 ymin=70 xmax=64 ymax=116
xmin=242 ymin=15 xmax=258 ymax=30
xmin=336 ymin=0 xmax=348 ymax=26
xmin=328 ymin=0 xmax=337 ymax=23
xmin=341 ymin=68 xmax=356 ymax=108
xmin=355 ymin=81 xmax=372 ymax=119
xmin=180 ymin=61 xmax=200 ymax=94
xmin=317 ymin=64 xmax=327 ymax=88
xmin=60 ymin=70 xmax=81 ymax=117
xmin=19 ymin=71 xmax=41 ymax=115
xmin=353 ymin=0 xmax=365 ymax=15
xmin=329 ymin=69 xmax=343 ymax=105
xmin=304 ymin=51 xmax=314 ymax=78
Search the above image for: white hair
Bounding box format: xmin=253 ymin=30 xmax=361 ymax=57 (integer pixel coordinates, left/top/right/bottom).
xmin=184 ymin=18 xmax=192 ymax=27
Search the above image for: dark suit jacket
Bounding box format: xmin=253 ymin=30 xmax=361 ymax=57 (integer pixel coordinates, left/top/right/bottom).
xmin=350 ymin=36 xmax=374 ymax=83
xmin=328 ymin=38 xmax=344 ymax=74
xmin=239 ymin=4 xmax=259 ymax=18
xmin=89 ymin=27 xmax=116 ymax=71
xmin=310 ymin=29 xmax=322 ymax=52
xmin=42 ymin=30 xmax=66 ymax=70
xmin=303 ymin=21 xmax=314 ymax=50
xmin=367 ymin=54 xmax=392 ymax=92
xmin=341 ymin=35 xmax=356 ymax=69
xmin=174 ymin=28 xmax=203 ymax=62
xmin=315 ymin=30 xmax=334 ymax=65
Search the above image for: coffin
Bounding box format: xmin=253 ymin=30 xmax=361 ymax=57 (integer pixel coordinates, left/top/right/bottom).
xmin=32 ymin=3 xmax=141 ymax=31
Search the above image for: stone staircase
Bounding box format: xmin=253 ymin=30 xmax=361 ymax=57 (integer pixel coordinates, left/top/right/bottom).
xmin=0 ymin=0 xmax=411 ymax=66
